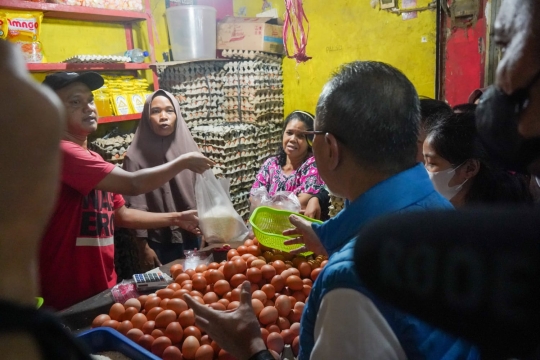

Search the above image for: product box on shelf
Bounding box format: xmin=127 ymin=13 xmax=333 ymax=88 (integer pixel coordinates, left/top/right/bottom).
xmin=217 ymin=17 xmax=283 ymax=55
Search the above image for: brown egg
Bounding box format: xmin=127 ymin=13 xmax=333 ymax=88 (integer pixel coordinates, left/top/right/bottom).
xmin=247 ymin=245 xmax=261 ymax=256
xmin=233 ymin=258 xmax=247 ymax=274
xmin=126 ymin=328 xmax=144 ymax=343
xmin=92 ymin=314 xmax=111 ymax=328
xmin=244 ymin=239 xmax=254 ymax=247
xmin=281 ymin=329 xmax=295 ymax=344
xmin=266 ymin=324 xmax=280 ymax=334
xmin=175 ymin=273 xmax=190 ymax=285
xmin=223 ymin=292 xmax=232 ymax=301
xmin=290 ymin=322 xmax=300 ymax=336
xmin=251 ymin=299 xmax=264 ymax=316
xmin=115 ymin=320 xmax=132 ymax=335
xmin=321 ymin=260 xmax=328 ymax=268
xmin=277 ymin=316 xmax=290 ymax=330
xmin=288 ymin=309 xmax=302 ymax=323
xmin=157 ymin=288 xmax=175 ymax=299
xmin=287 ymin=275 xmax=303 ymax=291
xmin=131 ymin=313 xmax=147 ymax=329
xmin=218 ymin=298 xmax=230 ymax=308
xmin=250 ymin=259 xmax=266 ymax=269
xmin=109 ymin=303 xmax=125 ymax=321
xmin=275 ymin=295 xmax=292 ymax=317
xmin=195 ymin=264 xmax=208 ymax=273
xmin=265 ymin=299 xmax=275 ymax=307
xmin=293 ymin=291 xmax=306 ymax=303
xmin=200 ymin=334 xmax=211 ymax=346
xmin=223 ymin=261 xmax=237 ymax=280
xmin=167 ymin=282 xmax=182 ymax=292
xmin=141 ymin=320 xmax=156 ymax=334
xmin=144 ymin=296 xmax=162 ymax=312
xmin=289 ymin=296 xmax=297 ymax=306
xmin=102 ymin=319 xmax=119 ymax=330
xmin=261 ymin=264 xmax=276 ymax=280
xmin=160 ymin=298 xmax=170 ymax=309
xmin=151 ymin=328 xmax=165 ymax=338
xmin=164 ymin=321 xmax=183 ymax=344
xmin=155 ymin=309 xmax=177 ymax=328
xmin=124 ymin=298 xmax=142 ymax=312
xmin=266 ymin=332 xmax=284 ymax=353
xmin=170 ymin=263 xmax=183 ymax=275
xmin=236 ymin=245 xmax=248 ymax=255
xmin=192 ymin=296 xmax=205 ymax=305
xmin=311 ymin=267 xmax=322 ymax=281
xmin=185 ymin=269 xmax=196 ymax=278
xmin=146 ymin=306 xmax=164 ymax=321
xmin=241 ymin=253 xmax=253 ymax=262
xmin=252 ymin=290 xmax=267 ymax=304
xmin=171 ymin=268 xmax=184 ymax=280
xmin=162 ymin=345 xmax=183 ymax=360
xmin=272 ymin=260 xmax=286 ymax=275
xmin=260 ymin=328 xmax=270 ymax=345
xmin=214 ymin=279 xmax=231 ymax=296
xmin=280 ymin=269 xmax=293 ymax=281
xmin=302 ymin=284 xmax=312 ymax=297
xmin=246 ymin=256 xmax=259 ymax=267
xmin=138 ymin=334 xmax=155 ymax=351
xmin=209 ymin=302 xmax=227 ymax=311
xmin=246 ymin=267 xmax=262 ymax=283
xmin=270 ymin=275 xmax=285 ymax=292
xmin=226 ymin=249 xmax=239 ymax=261
xmin=181 ymin=280 xmax=193 ymax=287
xmin=182 ymin=283 xmax=193 ymax=291
xmin=261 ymin=284 xmax=276 ymax=300
xmin=192 ymin=276 xmax=207 ymax=292
xmin=227 ymin=301 xmax=240 ymax=310
xmin=172 ymin=289 xmax=190 ymax=300
xmin=195 ymin=344 xmax=214 ymax=360
xmin=179 ymin=309 xmax=196 ymax=328
xmin=230 ymin=273 xmax=248 ymax=288
xmin=167 ymin=298 xmax=188 ymax=315
xmin=259 ymin=306 xmax=279 ymax=325
xmin=208 ymin=269 xmax=225 ymax=284
xmin=297 ymin=262 xmax=312 ymax=278
xmin=184 ymin=326 xmax=202 ymax=341
xmin=210 ymin=340 xmax=221 ymax=356
xmin=207 ymin=262 xmax=220 ymax=270
xmin=138 ymin=295 xmax=149 ymax=308
xmin=151 ymin=336 xmax=172 ymax=357
xmin=218 ymin=349 xmax=236 ymax=359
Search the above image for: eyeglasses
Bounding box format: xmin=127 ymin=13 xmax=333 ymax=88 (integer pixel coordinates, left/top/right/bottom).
xmin=301 ymin=130 xmax=326 ymax=147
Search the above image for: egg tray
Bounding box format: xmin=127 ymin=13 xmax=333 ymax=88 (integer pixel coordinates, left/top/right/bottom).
xmin=221 ymin=49 xmax=283 ymax=64
xmin=249 ymin=206 xmax=322 ymax=255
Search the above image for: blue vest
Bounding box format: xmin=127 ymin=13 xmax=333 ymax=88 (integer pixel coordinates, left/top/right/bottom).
xmin=299 ymin=164 xmax=479 ymax=360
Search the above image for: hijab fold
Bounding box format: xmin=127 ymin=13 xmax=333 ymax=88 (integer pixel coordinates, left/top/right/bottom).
xmin=123 ymin=90 xmax=200 ymax=244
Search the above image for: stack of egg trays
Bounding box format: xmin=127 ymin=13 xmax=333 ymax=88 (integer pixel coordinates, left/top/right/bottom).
xmin=191 ymin=123 xmax=261 ymax=217
xmin=158 ymin=61 xmax=227 ymax=130
xmin=222 ymin=61 xmax=284 ymax=124
xmin=89 ymin=133 xmax=134 ymax=162
xmin=221 ymin=49 xmax=283 ymax=64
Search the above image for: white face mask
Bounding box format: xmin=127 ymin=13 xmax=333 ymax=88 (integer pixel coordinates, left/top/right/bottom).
xmin=426 ymin=163 xmax=468 ymax=201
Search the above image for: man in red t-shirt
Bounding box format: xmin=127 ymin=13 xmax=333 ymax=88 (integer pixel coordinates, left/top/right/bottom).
xmin=40 ymin=72 xmax=214 ymax=310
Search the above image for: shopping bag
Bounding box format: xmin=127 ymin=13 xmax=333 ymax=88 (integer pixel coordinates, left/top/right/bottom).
xmin=195 ymin=170 xmax=249 ymax=244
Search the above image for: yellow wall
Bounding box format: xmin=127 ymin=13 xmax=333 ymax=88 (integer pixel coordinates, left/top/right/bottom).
xmin=233 ymin=0 xmax=437 ymax=115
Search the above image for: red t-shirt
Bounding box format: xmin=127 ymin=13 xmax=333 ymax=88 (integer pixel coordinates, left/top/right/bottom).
xmin=39 ymin=140 xmax=125 ymax=310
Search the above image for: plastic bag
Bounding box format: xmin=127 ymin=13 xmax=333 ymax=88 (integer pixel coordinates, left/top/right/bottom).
xmin=251 ymin=188 xmax=301 ymax=213
xmin=184 ymin=251 xmax=213 ymax=270
xmin=195 ymin=170 xmax=249 ymax=244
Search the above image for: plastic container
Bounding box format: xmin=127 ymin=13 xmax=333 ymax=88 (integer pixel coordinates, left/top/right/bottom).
xmin=165 ymin=5 xmax=216 ymax=61
xmin=77 ymin=327 xmax=160 ymax=360
xmin=249 ymin=206 xmax=323 ymax=255
xmin=124 ymin=48 xmax=149 ymax=63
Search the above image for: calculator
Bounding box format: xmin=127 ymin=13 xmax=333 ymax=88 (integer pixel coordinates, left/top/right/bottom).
xmin=132 ymin=272 xmax=169 ymax=291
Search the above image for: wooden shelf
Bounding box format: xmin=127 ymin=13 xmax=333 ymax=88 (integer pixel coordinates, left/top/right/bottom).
xmin=0 ymin=0 xmax=148 ymax=22
xmin=27 ymin=62 xmax=151 ymax=72
xmin=99 ymin=113 xmax=141 ymax=124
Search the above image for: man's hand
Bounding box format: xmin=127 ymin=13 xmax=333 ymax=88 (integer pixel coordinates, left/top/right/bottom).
xmin=185 ymin=282 xmax=266 ymax=360
xmin=283 ymin=215 xmax=328 ymax=256
xmin=136 ymin=238 xmax=162 ymax=272
xmin=180 ymin=152 xmax=215 ymax=174
xmin=172 ymin=210 xmax=201 ymax=235
xmin=303 ymin=196 xmax=322 ymax=220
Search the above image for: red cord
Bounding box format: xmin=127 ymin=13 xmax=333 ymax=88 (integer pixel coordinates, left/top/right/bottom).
xmin=283 ymin=0 xmax=312 ymax=63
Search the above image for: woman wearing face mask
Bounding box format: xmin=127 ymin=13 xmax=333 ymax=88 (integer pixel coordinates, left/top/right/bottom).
xmin=423 ymin=113 xmax=533 ymax=207
xmin=250 ymin=110 xmax=328 ymax=219
xmin=121 ymin=90 xmax=202 ymax=271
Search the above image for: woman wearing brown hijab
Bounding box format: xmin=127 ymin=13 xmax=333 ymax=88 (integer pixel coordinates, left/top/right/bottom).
xmin=123 ymin=90 xmax=201 ymax=270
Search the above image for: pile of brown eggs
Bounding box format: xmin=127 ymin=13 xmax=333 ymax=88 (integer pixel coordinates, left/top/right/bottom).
xmin=92 ymin=239 xmax=328 ymax=360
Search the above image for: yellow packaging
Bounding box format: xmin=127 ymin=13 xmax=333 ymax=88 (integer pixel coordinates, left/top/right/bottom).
xmin=111 ymin=91 xmax=132 ymax=115
xmin=129 ymin=92 xmax=145 ymax=114
xmin=0 ymin=13 xmax=8 ymax=39
xmin=93 ymin=89 xmax=114 ymax=117
xmin=7 ymin=12 xmax=43 ymax=42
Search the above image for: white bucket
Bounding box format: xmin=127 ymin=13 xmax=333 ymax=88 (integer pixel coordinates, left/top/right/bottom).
xmin=165 ymin=5 xmax=217 ymax=61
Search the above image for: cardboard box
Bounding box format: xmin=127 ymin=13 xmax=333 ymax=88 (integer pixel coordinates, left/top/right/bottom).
xmin=217 ymin=17 xmax=283 ymax=54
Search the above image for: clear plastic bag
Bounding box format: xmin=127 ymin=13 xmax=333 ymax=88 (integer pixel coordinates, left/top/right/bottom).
xmin=251 ymin=188 xmax=301 ymax=213
xmin=195 ymin=170 xmax=249 ymax=244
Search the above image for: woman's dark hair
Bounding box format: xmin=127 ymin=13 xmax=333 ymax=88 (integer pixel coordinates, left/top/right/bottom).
xmin=276 ymin=110 xmax=315 ymax=167
xmin=427 ymin=113 xmax=533 ymax=205
xmin=419 ymin=97 xmax=453 ymax=132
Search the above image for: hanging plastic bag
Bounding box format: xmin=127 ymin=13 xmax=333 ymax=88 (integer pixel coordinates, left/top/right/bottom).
xmin=250 ymin=186 xmax=271 ymax=212
xmin=195 ymin=170 xmax=249 ymax=244
xmin=262 ymin=191 xmax=301 ymax=213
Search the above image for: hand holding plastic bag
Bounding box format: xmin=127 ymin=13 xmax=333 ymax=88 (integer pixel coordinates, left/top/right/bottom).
xmin=195 ymin=170 xmax=248 ymax=244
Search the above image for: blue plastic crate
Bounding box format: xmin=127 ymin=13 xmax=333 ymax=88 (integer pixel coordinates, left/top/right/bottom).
xmin=77 ymin=327 xmax=160 ymax=360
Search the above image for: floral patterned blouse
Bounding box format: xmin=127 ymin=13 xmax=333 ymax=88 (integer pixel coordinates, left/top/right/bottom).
xmin=250 ymin=156 xmax=325 ymax=196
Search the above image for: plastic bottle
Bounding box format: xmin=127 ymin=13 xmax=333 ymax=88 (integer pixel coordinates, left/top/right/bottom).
xmin=124 ymin=49 xmax=149 ymax=63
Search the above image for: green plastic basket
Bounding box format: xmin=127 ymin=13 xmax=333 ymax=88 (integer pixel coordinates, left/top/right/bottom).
xmin=249 ymin=206 xmax=323 ymax=255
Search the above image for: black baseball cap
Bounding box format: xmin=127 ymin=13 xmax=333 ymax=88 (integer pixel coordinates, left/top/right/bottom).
xmin=42 ymin=71 xmax=104 ymax=91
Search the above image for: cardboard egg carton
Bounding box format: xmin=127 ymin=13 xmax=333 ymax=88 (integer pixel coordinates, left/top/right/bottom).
xmin=89 ymin=133 xmax=134 ymax=162
xmin=221 ymin=49 xmax=282 ymax=64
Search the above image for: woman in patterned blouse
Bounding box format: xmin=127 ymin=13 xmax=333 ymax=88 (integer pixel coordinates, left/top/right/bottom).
xmin=250 ymin=111 xmax=329 ymax=219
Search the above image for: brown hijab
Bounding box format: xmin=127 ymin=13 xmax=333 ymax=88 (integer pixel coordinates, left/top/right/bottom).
xmin=123 ymin=90 xmax=200 ymax=244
